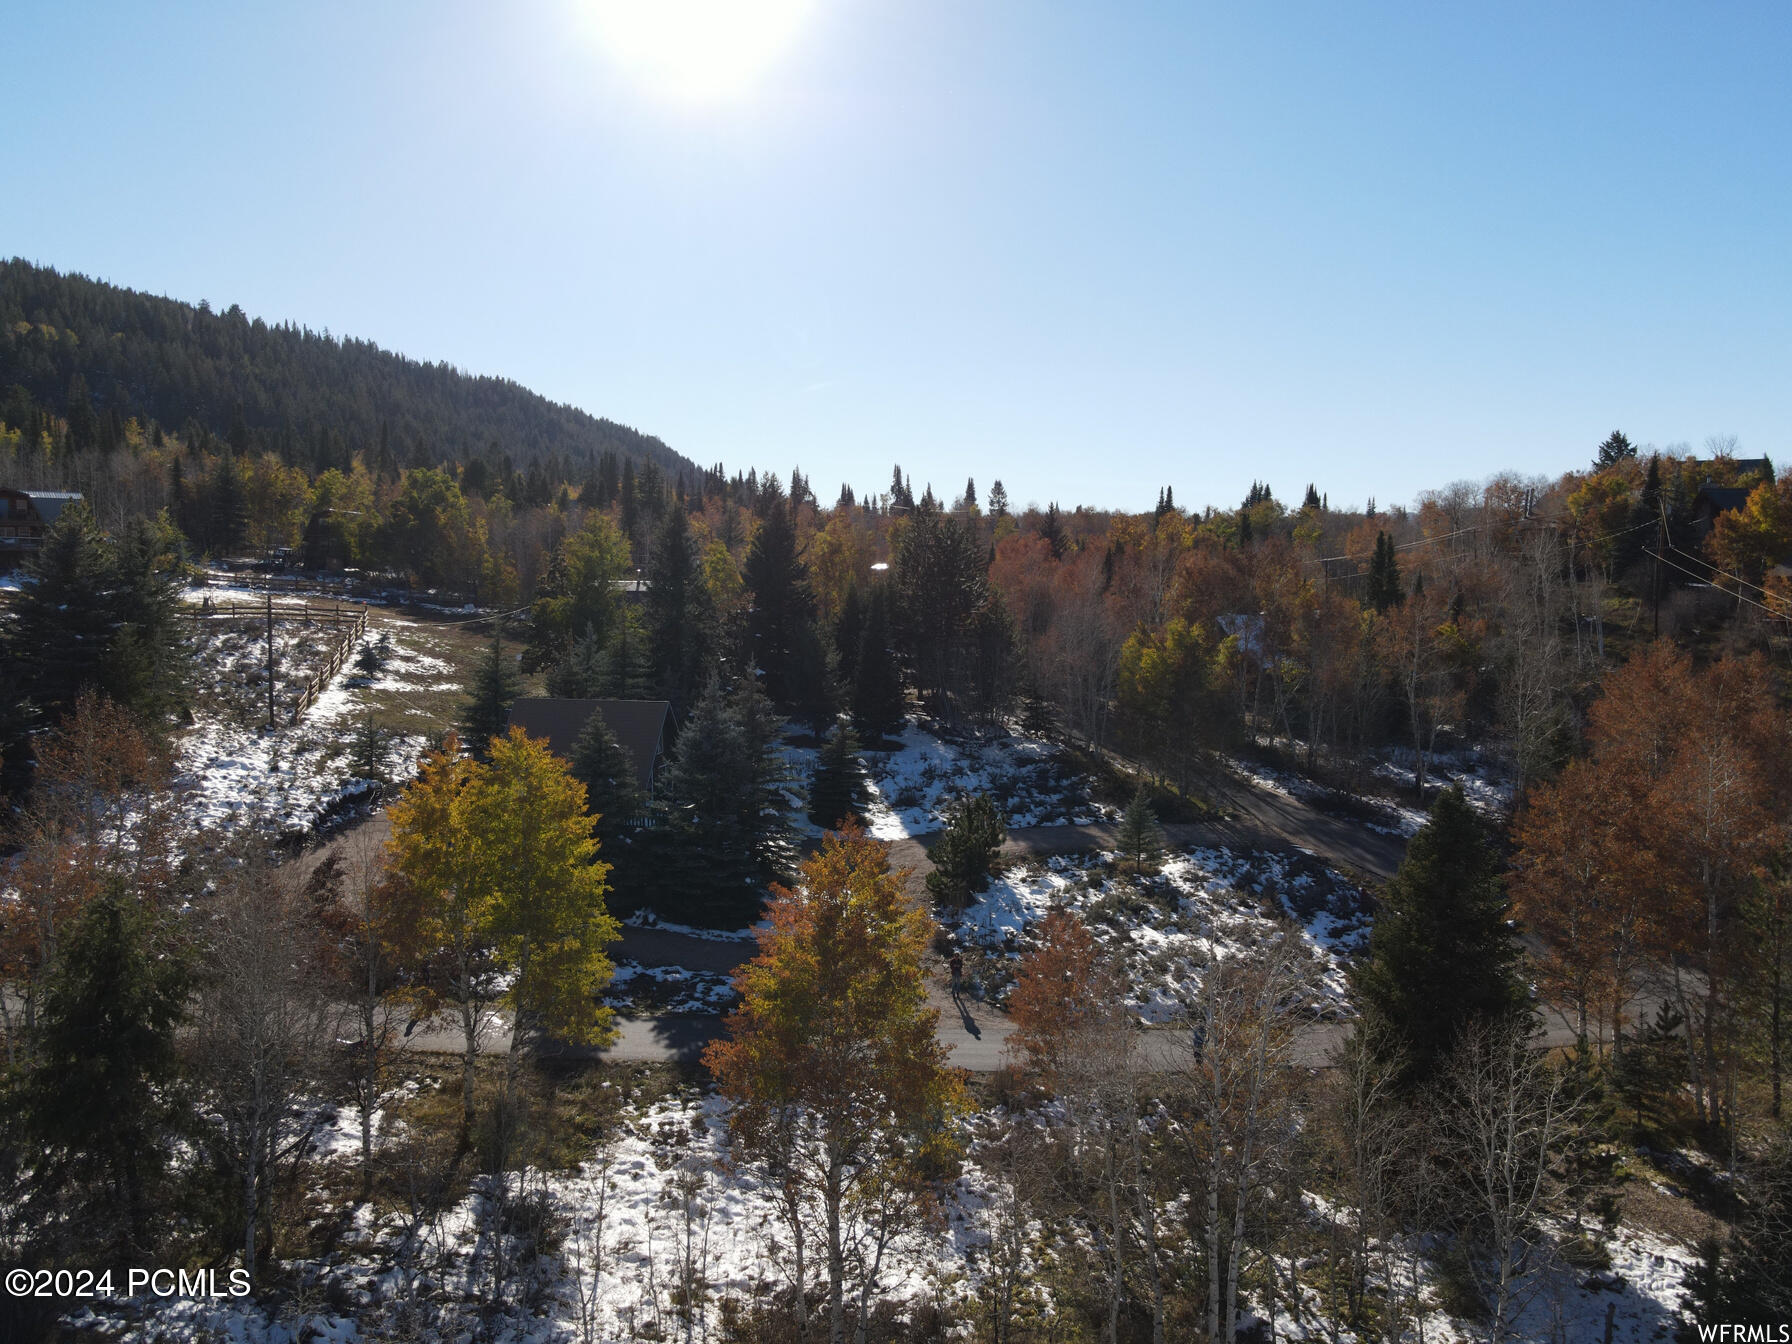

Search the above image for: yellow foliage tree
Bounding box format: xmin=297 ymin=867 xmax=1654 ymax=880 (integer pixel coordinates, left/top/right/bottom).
xmin=385 ymin=729 xmax=617 ymax=1138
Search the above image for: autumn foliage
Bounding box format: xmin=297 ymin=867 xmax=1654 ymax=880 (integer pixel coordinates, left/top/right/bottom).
xmin=704 ymin=825 xmax=967 ymax=1343
xmin=1511 ymin=643 xmax=1788 ymax=1126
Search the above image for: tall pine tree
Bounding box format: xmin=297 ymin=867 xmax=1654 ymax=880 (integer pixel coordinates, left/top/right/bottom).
xmin=645 ymin=504 xmax=712 ymax=708
xmin=852 ymin=584 xmax=906 ymax=744
xmin=646 ymin=677 xmax=795 ymax=927
xmin=18 ymin=885 xmax=189 ymax=1262
xmin=458 ymin=633 xmax=520 ymax=761
xmin=568 ymin=708 xmax=646 ymax=849
xmin=1351 ymin=786 xmax=1528 ymax=1088
xmin=1365 ymin=531 xmax=1404 ymax=613
xmin=742 ymin=494 xmax=815 ymax=710
xmin=807 ymin=722 xmax=868 ymax=829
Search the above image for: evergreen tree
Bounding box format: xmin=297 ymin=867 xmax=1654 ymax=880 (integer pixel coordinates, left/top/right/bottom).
xmin=1038 ymin=502 xmax=1066 ymax=559
xmin=1679 ymin=1135 xmax=1792 ymax=1331
xmin=18 ymin=885 xmax=189 ymax=1261
xmin=1595 ymin=429 xmax=1636 ymax=470
xmin=1365 ymin=531 xmax=1404 ymax=613
xmin=783 ymin=616 xmax=839 ymax=736
xmin=347 ymin=712 xmax=389 ymax=785
xmin=1301 ymin=482 xmax=1322 ymax=511
xmin=1640 ymin=452 xmax=1663 ymax=520
xmin=644 ymin=504 xmax=712 ymax=708
xmin=568 ymin=707 xmax=646 ymax=849
xmin=545 ymin=624 xmax=607 ymax=698
xmin=925 ymin=793 xmax=1007 ymax=915
xmin=1351 ymin=787 xmax=1528 ymax=1088
xmin=742 ymin=496 xmax=815 ymax=710
xmin=599 ymin=607 xmax=655 ymax=699
xmin=807 ymin=722 xmax=868 ymax=829
xmin=619 ymin=459 xmax=639 ymax=542
xmin=833 ymin=584 xmax=865 ymax=686
xmin=6 ymin=503 xmax=118 ymax=732
xmin=988 ymin=479 xmax=1010 ymax=516
xmin=1115 ymin=787 xmax=1164 ymax=871
xmin=1 ymin=504 xmax=191 ymax=765
xmin=458 ymin=634 xmax=520 ymax=761
xmin=729 ymin=672 xmax=799 ymax=887
xmin=852 ymin=584 xmax=907 ymax=744
xmin=647 ymin=677 xmax=794 ymax=926
xmin=102 ymin=517 xmax=191 ymax=726
xmin=208 ymin=451 xmax=249 ymax=555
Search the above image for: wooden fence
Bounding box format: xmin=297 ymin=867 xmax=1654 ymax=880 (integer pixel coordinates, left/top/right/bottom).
xmin=189 ymin=601 xmax=370 ymax=628
xmin=191 ymin=600 xmax=370 ymax=725
xmin=290 ymin=606 xmax=369 ymax=724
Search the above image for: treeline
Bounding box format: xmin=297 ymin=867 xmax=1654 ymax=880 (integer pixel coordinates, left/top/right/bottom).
xmin=0 ymin=258 xmax=692 ymax=483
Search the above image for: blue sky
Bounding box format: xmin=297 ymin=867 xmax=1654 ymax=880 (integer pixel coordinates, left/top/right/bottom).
xmin=3 ymin=2 xmax=1788 ymax=512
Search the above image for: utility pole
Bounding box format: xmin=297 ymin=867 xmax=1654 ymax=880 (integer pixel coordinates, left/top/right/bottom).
xmin=1653 ymin=500 xmax=1667 ymax=638
xmin=265 ymin=590 xmax=276 ymax=728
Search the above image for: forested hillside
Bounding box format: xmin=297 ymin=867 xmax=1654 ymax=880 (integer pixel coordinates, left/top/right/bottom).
xmin=0 ymin=258 xmax=694 ymax=489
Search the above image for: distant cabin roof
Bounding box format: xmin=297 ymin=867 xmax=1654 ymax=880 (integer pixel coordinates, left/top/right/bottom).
xmin=3 ymin=489 xmax=83 ymax=526
xmin=507 ymin=698 xmax=671 ymax=792
xmin=1694 ymin=485 xmax=1752 ymax=511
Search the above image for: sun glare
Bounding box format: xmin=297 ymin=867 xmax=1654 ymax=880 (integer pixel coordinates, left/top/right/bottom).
xmin=582 ymin=0 xmax=815 ymax=104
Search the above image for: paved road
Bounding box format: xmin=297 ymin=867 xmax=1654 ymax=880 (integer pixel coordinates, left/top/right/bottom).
xmin=306 ymin=749 xmax=1414 ymax=1074
xmin=1195 ymin=766 xmax=1406 ymax=883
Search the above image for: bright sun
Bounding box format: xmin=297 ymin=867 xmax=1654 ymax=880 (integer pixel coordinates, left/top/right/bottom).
xmin=582 ymin=0 xmax=816 ymax=104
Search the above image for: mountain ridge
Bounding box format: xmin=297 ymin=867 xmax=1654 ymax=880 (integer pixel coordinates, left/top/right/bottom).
xmin=0 ymin=257 xmax=698 ymax=481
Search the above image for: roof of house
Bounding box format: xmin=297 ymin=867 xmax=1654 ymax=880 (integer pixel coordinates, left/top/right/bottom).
xmin=1694 ymin=485 xmax=1752 ymax=513
xmin=24 ymin=492 xmax=82 ymax=527
xmin=2 ymin=488 xmax=84 ymax=527
xmin=507 ymin=698 xmax=671 ymax=791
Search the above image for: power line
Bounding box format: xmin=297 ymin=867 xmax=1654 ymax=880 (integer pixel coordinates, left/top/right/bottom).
xmin=1311 ymin=514 xmax=1657 ymax=568
xmin=1645 ymin=548 xmax=1792 ymax=621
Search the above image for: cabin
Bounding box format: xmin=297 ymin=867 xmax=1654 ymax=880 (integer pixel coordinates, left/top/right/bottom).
xmin=0 ymin=488 xmax=83 ymax=568
xmin=506 ymin=698 xmax=672 ymax=794
xmin=1687 ymin=459 xmax=1776 ymax=540
xmin=1689 ymin=485 xmax=1752 ymax=540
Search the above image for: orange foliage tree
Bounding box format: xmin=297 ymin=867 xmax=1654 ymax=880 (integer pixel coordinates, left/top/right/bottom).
xmin=1512 ymin=643 xmax=1786 ymax=1128
xmin=1005 ymin=907 xmax=1126 ymax=1091
xmin=704 ymin=826 xmax=968 ymax=1344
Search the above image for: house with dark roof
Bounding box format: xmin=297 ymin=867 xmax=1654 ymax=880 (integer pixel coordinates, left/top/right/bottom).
xmin=0 ymin=488 xmax=83 ymax=567
xmin=506 ymin=698 xmax=672 ymax=794
xmin=1690 ymin=484 xmax=1753 ymax=540
xmin=1685 ymin=456 xmax=1776 ymax=538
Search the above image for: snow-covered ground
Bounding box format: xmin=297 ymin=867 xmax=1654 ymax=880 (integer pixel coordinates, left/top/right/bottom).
xmin=1371 ymin=745 xmax=1515 ymax=819
xmin=861 ymin=720 xmax=1116 ymax=841
xmin=604 ymin=961 xmax=737 ymax=1014
xmin=956 ymin=845 xmax=1371 ymax=1022
xmin=173 ymin=619 xmax=452 ymax=838
xmin=1228 ymin=740 xmax=1514 ymax=839
xmin=85 ymin=1087 xmax=1699 ymax=1344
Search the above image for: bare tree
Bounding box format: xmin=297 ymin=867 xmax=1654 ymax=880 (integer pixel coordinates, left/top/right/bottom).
xmin=1323 ymin=1022 xmax=1412 ymax=1331
xmin=964 ymin=1113 xmax=1050 ymax=1344
xmin=1178 ymin=938 xmax=1312 ymax=1344
xmin=189 ymin=851 xmax=333 ymax=1282
xmin=308 ymin=821 xmax=414 ymax=1199
xmin=1433 ymin=1020 xmax=1578 ymax=1344
xmin=566 ymin=1138 xmax=618 ymax=1344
